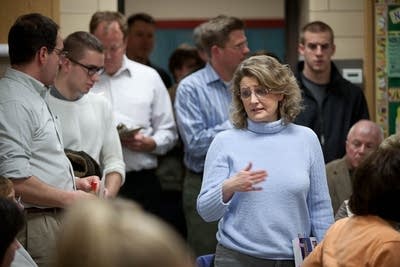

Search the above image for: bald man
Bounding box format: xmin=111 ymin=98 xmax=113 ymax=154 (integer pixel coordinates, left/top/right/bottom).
xmin=326 ymin=120 xmax=384 ymax=214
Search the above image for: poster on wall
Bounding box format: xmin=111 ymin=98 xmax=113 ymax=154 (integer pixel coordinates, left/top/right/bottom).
xmin=375 ymin=2 xmax=400 ymax=135
xmin=375 ymin=3 xmax=388 ymax=134
xmin=388 ymin=5 xmax=400 ymax=134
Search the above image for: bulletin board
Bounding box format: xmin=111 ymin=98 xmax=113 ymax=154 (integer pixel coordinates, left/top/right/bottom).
xmin=375 ymin=1 xmax=400 ymax=135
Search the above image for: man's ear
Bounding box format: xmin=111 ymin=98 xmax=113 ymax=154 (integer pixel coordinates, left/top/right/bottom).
xmin=37 ymin=46 xmax=48 ymax=65
xmin=210 ymin=44 xmax=220 ymax=57
xmin=298 ymin=43 xmax=305 ymax=56
xmin=331 ymin=43 xmax=336 ymax=56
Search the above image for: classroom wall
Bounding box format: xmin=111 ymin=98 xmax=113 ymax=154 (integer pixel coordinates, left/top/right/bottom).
xmin=57 ymin=0 xmax=364 ymax=60
xmin=0 ymin=1 xmax=365 ymax=77
xmin=124 ymin=0 xmax=284 ymax=19
xmin=59 ymin=0 xmax=117 ymax=36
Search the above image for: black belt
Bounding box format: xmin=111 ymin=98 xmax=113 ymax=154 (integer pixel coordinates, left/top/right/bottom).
xmin=25 ymin=207 xmax=63 ymax=214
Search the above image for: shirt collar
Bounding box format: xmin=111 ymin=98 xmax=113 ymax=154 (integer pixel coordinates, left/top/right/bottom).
xmin=106 ymin=55 xmax=132 ymax=78
xmin=204 ymin=63 xmax=225 ymax=86
xmin=6 ymin=67 xmax=47 ymax=99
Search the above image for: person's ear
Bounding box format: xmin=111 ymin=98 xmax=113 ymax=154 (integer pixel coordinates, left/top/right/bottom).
xmin=61 ymin=57 xmax=71 ymax=72
xmin=211 ymin=45 xmax=220 ymax=57
xmin=298 ymin=43 xmax=305 ymax=56
xmin=37 ymin=46 xmax=48 ymax=64
xmin=331 ymin=43 xmax=336 ymax=56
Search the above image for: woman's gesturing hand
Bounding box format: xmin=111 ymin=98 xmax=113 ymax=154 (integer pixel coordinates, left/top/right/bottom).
xmin=222 ymin=162 xmax=267 ymax=202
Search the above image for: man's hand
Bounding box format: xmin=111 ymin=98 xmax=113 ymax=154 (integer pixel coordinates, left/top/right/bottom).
xmin=75 ymin=175 xmax=100 ymax=194
xmin=121 ymin=132 xmax=156 ymax=152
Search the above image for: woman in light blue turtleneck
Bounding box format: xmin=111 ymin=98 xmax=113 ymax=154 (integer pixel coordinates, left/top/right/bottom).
xmin=197 ymin=55 xmax=334 ymax=267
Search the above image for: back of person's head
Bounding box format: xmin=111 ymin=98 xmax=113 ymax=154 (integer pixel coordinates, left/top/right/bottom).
xmin=379 ymin=133 xmax=400 ymax=149
xmin=54 ymin=198 xmax=194 ymax=267
xmin=0 ymin=198 xmax=25 ymax=266
xmin=349 ymin=135 xmax=400 ymax=222
xmin=251 ymin=50 xmax=281 ymax=63
xmin=230 ymin=55 xmax=302 ymax=128
xmin=89 ymin=11 xmax=127 ymax=38
xmin=63 ymin=31 xmax=104 ymax=61
xmin=8 ymin=13 xmax=59 ymax=65
xmin=0 ymin=177 xmax=13 ymax=199
xmin=300 ymin=20 xmax=334 ymax=45
xmin=193 ymin=23 xmax=205 ymax=51
xmin=168 ymin=44 xmax=205 ymax=82
xmin=127 ymin=12 xmax=155 ymax=28
xmin=201 ymin=15 xmax=245 ymax=57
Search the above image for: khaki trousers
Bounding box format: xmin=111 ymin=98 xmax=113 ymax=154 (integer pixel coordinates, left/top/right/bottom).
xmin=18 ymin=210 xmax=63 ymax=267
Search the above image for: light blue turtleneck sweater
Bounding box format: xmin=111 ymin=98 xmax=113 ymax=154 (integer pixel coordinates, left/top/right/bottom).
xmin=197 ymin=119 xmax=334 ymax=260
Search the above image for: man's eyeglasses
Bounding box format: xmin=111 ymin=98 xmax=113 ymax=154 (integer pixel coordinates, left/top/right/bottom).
xmin=53 ymin=47 xmax=68 ymax=57
xmin=239 ymin=87 xmax=272 ymax=99
xmin=226 ymin=41 xmax=248 ymax=51
xmin=68 ymin=57 xmax=104 ymax=76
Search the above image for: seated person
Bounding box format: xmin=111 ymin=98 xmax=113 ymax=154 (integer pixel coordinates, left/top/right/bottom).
xmin=0 ymin=197 xmax=25 ymax=267
xmin=303 ymin=134 xmax=400 ymax=267
xmin=54 ymin=198 xmax=195 ymax=267
xmin=335 ymin=134 xmax=400 ymax=227
xmin=0 ymin=177 xmax=37 ymax=267
xmin=326 ymin=119 xmax=383 ymax=214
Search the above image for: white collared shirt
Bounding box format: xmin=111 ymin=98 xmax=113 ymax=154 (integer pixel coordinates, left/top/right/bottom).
xmin=91 ymin=56 xmax=177 ymax=171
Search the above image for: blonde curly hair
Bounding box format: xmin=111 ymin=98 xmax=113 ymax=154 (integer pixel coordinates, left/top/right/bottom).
xmin=230 ymin=55 xmax=303 ymax=129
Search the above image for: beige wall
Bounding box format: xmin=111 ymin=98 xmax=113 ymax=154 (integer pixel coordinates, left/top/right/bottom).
xmin=304 ymin=0 xmax=364 ymax=60
xmin=2 ymin=1 xmax=364 ymax=61
xmin=59 ymin=0 xmax=363 ymax=60
xmin=59 ymin=0 xmax=285 ymax=36
xmin=60 ymin=0 xmax=117 ymax=37
xmin=125 ymin=0 xmax=284 ymax=19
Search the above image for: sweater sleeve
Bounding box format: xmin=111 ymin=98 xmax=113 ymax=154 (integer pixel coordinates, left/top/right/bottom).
xmin=307 ymin=132 xmax=335 ymax=241
xmin=99 ymin=97 xmax=126 ymax=184
xmin=197 ymin=134 xmax=230 ymax=221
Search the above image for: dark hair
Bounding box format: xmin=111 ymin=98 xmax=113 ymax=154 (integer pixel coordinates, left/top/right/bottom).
xmin=168 ymin=45 xmax=205 ymax=82
xmin=63 ymin=31 xmax=104 ymax=61
xmin=299 ymin=20 xmax=334 ymax=45
xmin=89 ymin=11 xmax=127 ymax=38
xmin=349 ymin=139 xmax=400 ymax=222
xmin=127 ymin=13 xmax=155 ymax=28
xmin=0 ymin=198 xmax=25 ymax=263
xmin=8 ymin=13 xmax=59 ymax=65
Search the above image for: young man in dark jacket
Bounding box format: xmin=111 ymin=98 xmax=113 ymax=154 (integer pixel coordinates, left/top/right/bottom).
xmin=295 ymin=21 xmax=369 ymax=163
